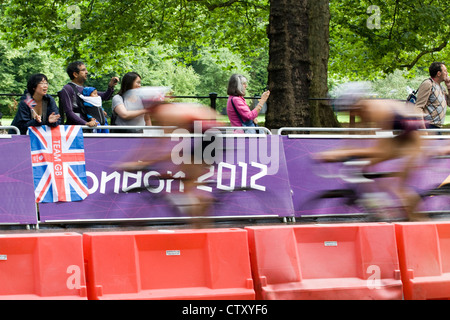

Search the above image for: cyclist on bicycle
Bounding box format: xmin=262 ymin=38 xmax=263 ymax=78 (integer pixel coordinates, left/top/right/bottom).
xmin=315 ymin=82 xmax=427 ymax=220
xmin=117 ymin=87 xmax=224 ymax=226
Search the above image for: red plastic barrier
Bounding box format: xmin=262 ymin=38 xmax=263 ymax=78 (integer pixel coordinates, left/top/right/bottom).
xmin=395 ymin=221 xmax=450 ymax=300
xmin=246 ymin=223 xmax=402 ymax=300
xmin=0 ymin=232 xmax=87 ymax=300
xmin=83 ymin=228 xmax=254 ymax=300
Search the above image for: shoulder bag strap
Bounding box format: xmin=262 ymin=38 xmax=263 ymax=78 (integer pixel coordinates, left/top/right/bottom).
xmin=67 ymin=82 xmax=87 ymax=116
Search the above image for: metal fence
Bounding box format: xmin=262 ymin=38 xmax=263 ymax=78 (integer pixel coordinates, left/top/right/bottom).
xmin=0 ymin=92 xmax=264 ymax=112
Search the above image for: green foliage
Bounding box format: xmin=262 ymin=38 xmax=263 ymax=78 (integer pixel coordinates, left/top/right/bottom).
xmin=329 ymin=69 xmax=429 ymax=100
xmin=371 ymin=69 xmax=429 ymax=100
xmin=0 ymin=0 xmax=270 ymax=117
xmin=3 ymin=1 xmax=450 ymax=100
xmin=0 ymin=36 xmax=268 ymax=117
xmin=0 ymin=0 xmax=269 ymax=72
xmin=329 ymin=1 xmax=450 ymax=79
xmin=191 ymin=47 xmax=259 ymax=112
xmin=141 ymin=45 xmax=200 ymax=96
xmin=0 ymin=40 xmax=66 ymax=116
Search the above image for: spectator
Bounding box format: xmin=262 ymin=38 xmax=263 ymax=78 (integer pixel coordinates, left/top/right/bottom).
xmin=111 ymin=72 xmax=151 ymax=132
xmin=9 ymin=73 xmax=61 ymax=135
xmin=415 ymin=62 xmax=450 ymax=131
xmin=58 ymin=61 xmax=118 ymax=127
xmin=226 ymin=74 xmax=270 ymax=133
xmin=82 ymin=87 xmax=109 ymax=133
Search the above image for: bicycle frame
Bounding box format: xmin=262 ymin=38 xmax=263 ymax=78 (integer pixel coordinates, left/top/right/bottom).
xmin=306 ymin=159 xmax=407 ymax=220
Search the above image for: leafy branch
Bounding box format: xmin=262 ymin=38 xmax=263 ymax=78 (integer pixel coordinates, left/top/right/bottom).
xmin=399 ymin=39 xmax=449 ymax=70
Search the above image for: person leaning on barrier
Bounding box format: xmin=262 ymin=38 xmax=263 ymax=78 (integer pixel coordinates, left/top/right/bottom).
xmin=110 ymin=72 xmax=151 ymax=133
xmin=415 ymin=62 xmax=450 ymax=132
xmin=9 ymin=74 xmax=61 ymax=135
xmin=226 ymin=74 xmax=270 ymax=133
xmin=58 ymin=61 xmax=118 ymax=128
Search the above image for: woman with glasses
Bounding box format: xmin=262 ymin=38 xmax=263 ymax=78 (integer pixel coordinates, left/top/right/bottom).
xmin=9 ymin=73 xmax=61 ymax=135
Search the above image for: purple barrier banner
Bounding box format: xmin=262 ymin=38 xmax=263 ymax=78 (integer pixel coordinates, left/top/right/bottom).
xmin=0 ymin=136 xmax=37 ymax=224
xmin=282 ymin=136 xmax=450 ymax=217
xmin=4 ymin=134 xmax=450 ymax=224
xmin=39 ymin=136 xmax=294 ymax=222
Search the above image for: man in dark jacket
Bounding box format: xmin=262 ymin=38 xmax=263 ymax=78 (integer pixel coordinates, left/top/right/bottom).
xmin=58 ymin=61 xmax=119 ymax=127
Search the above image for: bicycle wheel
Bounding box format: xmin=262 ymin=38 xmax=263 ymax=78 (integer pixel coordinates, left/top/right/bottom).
xmin=418 ymin=183 xmax=450 ymax=216
xmin=301 ymin=185 xmax=407 ymax=221
xmin=300 ymin=187 xmax=367 ymax=217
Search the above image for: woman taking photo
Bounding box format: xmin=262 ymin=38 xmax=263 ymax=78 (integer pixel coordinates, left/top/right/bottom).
xmin=226 ymin=74 xmax=270 ymax=133
xmin=10 ymin=73 xmax=61 ymax=135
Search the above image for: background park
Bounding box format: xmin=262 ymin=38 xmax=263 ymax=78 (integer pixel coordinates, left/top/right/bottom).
xmin=0 ymin=0 xmax=449 ymax=128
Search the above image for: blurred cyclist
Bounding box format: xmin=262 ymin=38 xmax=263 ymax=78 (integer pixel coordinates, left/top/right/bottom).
xmin=315 ymin=82 xmax=427 ymax=220
xmin=117 ymin=87 xmax=224 ymax=226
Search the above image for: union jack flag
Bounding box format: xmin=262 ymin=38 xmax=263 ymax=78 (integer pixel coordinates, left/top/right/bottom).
xmin=29 ymin=125 xmax=89 ymax=203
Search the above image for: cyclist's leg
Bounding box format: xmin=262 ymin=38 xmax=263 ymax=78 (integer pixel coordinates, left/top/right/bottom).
xmin=359 ymin=136 xmax=423 ymax=220
xmin=376 ymin=134 xmax=425 ymax=220
xmin=171 ymin=136 xmax=216 ymax=226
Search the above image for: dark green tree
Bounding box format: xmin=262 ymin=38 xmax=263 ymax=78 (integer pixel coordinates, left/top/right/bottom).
xmin=329 ymin=1 xmax=450 ymax=78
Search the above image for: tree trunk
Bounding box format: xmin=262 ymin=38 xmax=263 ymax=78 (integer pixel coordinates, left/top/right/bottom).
xmin=308 ymin=0 xmax=340 ymax=127
xmin=265 ymin=0 xmax=310 ymax=129
xmin=265 ymin=0 xmax=339 ymax=130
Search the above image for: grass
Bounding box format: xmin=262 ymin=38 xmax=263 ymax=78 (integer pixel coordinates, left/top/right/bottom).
xmin=1 ymin=117 xmax=12 ymax=126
